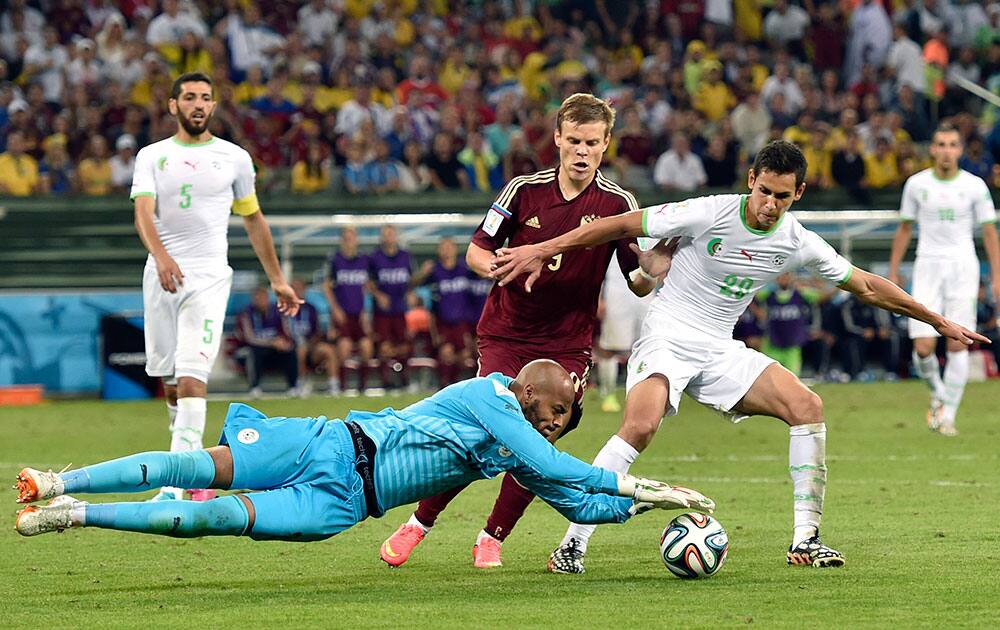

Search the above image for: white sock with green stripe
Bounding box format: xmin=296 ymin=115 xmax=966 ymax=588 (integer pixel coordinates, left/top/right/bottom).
xmin=561 ymin=435 xmax=639 ymax=552
xmin=165 ymin=397 xmax=207 ymax=496
xmin=941 ymin=350 xmax=969 ymax=425
xmin=789 ymin=422 xmax=827 ymax=547
xmin=598 ymin=358 xmax=618 ymax=397
xmin=913 ymin=351 xmax=945 ymax=401
xmin=171 ymin=397 xmax=206 ymax=452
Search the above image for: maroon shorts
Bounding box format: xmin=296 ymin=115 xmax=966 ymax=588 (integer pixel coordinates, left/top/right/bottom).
xmin=336 ymin=314 xmax=367 ymax=342
xmin=476 ymin=336 xmax=592 ymax=404
xmin=436 ymin=321 xmax=467 ymax=351
xmin=373 ymin=313 xmax=408 ymax=345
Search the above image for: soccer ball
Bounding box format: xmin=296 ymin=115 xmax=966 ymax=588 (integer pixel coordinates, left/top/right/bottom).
xmin=659 ymin=512 xmax=729 ymax=578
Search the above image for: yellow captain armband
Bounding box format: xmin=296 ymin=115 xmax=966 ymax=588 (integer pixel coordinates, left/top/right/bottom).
xmin=231 ymin=192 xmax=260 ymax=216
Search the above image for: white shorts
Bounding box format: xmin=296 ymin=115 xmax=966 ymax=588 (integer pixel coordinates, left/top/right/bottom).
xmin=143 ymin=263 xmax=233 ymax=383
xmin=908 ymin=256 xmax=979 ymax=339
xmin=600 ymin=295 xmax=651 ymax=351
xmin=625 ymin=325 xmax=775 ymax=423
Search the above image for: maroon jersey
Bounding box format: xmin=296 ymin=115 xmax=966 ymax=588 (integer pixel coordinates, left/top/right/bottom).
xmin=472 ymin=167 xmax=640 ymax=351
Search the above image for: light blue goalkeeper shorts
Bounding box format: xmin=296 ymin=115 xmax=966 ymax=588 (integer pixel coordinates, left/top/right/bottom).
xmin=218 ymin=402 xmax=368 ymax=541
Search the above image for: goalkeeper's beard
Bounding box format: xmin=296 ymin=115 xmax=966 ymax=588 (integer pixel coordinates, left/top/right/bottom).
xmin=177 ymin=110 xmax=211 ymax=136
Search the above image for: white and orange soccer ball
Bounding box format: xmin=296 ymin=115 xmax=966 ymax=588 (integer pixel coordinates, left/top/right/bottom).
xmin=659 ymin=512 xmax=729 ymax=578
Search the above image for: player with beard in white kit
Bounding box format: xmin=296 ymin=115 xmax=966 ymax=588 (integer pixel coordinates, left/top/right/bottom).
xmin=131 ymin=72 xmax=302 ymax=502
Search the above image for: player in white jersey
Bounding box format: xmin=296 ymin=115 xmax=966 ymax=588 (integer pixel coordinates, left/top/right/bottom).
xmin=888 ymin=123 xmax=1000 ymax=437
xmin=597 ymin=254 xmax=655 ymax=413
xmin=491 ymin=141 xmax=988 ymax=573
xmin=131 ymin=72 xmax=302 ymax=502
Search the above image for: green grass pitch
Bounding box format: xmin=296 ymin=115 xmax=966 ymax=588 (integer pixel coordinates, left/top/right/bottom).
xmin=2 ymin=381 xmax=999 ymax=628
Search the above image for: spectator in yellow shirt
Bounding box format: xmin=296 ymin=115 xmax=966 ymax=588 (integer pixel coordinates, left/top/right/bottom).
xmin=234 ymin=65 xmax=268 ymax=104
xmin=0 ymin=131 xmax=40 ymax=196
xmin=683 ymin=40 xmax=709 ymax=95
xmin=160 ymin=31 xmax=213 ymax=76
xmin=896 ymin=138 xmax=930 ymax=179
xmin=78 ymin=135 xmax=114 ymax=196
xmin=291 ymin=142 xmax=331 ymax=194
xmin=826 ymin=107 xmax=860 ymax=152
xmin=129 ymin=53 xmax=173 ymax=108
xmin=782 ymin=112 xmax=814 ymax=147
xmin=693 ymin=62 xmax=736 ymax=122
xmin=802 ymin=126 xmax=834 ymax=189
xmin=439 ymin=47 xmax=473 ymax=96
xmin=863 ymin=137 xmax=900 ymax=189
xmin=504 ymin=11 xmax=542 ymax=41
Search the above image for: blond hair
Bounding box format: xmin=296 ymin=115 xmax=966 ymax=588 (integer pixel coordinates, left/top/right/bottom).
xmin=555 ymin=93 xmax=615 ymax=137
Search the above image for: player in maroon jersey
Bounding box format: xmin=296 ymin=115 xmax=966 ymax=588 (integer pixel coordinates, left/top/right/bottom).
xmin=380 ymin=93 xmax=673 ymax=569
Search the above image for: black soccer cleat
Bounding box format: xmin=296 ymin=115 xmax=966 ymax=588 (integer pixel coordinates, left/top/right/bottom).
xmin=787 ymin=533 xmax=845 ymax=568
xmin=547 ymin=537 xmax=586 ymax=574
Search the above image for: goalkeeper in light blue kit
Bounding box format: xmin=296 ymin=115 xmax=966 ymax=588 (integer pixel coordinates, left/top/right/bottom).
xmin=14 ymin=360 xmax=713 ymax=542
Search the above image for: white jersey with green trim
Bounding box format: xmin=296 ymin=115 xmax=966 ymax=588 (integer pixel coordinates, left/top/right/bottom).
xmin=130 ymin=136 xmax=256 ymax=268
xmin=640 ymin=194 xmax=852 ymax=338
xmin=899 ymin=168 xmax=996 ymax=261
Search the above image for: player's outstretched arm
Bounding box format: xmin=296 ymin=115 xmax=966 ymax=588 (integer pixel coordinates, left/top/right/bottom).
xmin=242 ymin=210 xmax=303 ymax=316
xmin=491 ymin=210 xmax=645 ymax=292
xmin=134 ymin=195 xmax=184 ymax=293
xmin=841 ymin=266 xmax=990 ymax=346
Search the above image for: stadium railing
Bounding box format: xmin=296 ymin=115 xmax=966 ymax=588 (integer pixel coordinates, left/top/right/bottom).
xmin=231 ymin=210 xmax=909 ymax=282
xmin=1 ymin=192 xmax=996 ymax=289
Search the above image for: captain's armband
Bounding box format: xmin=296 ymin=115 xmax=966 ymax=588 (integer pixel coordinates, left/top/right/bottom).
xmin=232 ymin=192 xmax=260 ymax=216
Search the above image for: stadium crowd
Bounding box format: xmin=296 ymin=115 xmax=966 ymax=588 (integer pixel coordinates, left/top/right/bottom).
xmin=2 ymin=0 xmax=1000 ymax=199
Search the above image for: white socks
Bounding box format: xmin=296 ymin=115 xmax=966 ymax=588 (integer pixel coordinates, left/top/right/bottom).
xmin=561 ymin=435 xmax=640 ymax=552
xmin=789 ymin=422 xmax=827 ymax=547
xmin=598 ymin=358 xmax=619 ymax=397
xmin=166 ymin=403 xmax=178 ymax=428
xmin=477 ymin=529 xmax=501 ymax=544
xmin=171 ymin=397 xmax=207 ymax=452
xmin=913 ymin=351 xmax=946 ymax=401
xmin=71 ymin=503 xmax=87 ymax=526
xmin=407 ymin=512 xmax=430 ymax=533
xmin=162 ymin=397 xmax=206 ymax=496
xmin=941 ymin=350 xmax=969 ymax=425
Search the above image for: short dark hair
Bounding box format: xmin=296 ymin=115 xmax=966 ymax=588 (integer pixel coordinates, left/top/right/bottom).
xmin=932 ymin=121 xmax=961 ymax=142
xmin=751 ymin=140 xmax=808 ymax=188
xmin=171 ymin=72 xmax=213 ymax=99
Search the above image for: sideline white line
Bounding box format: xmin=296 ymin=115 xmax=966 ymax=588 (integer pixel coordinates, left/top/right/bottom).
xmin=683 ymin=475 xmax=992 ymax=487
xmin=659 ymin=453 xmax=985 ymax=463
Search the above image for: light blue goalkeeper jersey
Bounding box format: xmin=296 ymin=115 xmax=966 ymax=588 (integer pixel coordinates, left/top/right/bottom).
xmin=348 ymin=373 xmax=634 ymax=525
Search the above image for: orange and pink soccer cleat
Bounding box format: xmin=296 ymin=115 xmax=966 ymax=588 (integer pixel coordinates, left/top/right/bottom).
xmin=380 ymin=524 xmax=426 ymax=567
xmin=472 ymin=534 xmax=503 ymax=569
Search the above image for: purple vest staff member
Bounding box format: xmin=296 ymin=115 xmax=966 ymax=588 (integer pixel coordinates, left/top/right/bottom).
xmin=325 ymin=227 xmax=370 ymax=342
xmin=417 ymin=238 xmax=471 ymax=352
xmin=367 ymin=225 xmax=412 ymax=347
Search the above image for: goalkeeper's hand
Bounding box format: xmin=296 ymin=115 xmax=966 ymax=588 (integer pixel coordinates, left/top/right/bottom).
xmin=617 ymin=473 xmax=715 ymax=514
